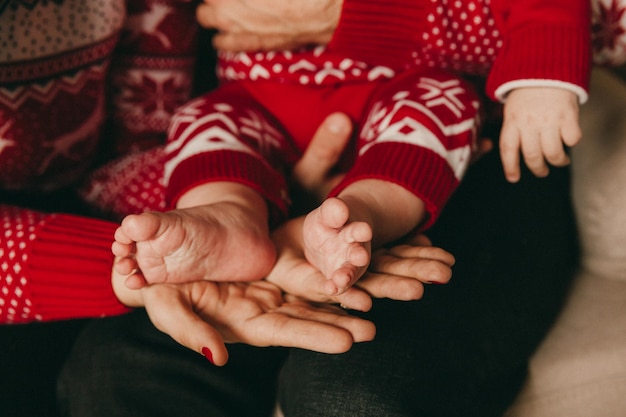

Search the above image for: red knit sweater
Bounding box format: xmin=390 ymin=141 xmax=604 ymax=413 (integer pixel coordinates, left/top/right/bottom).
xmin=165 ymin=0 xmax=591 ymax=226
xmin=0 ymin=0 xmax=593 ymax=323
xmin=216 ymin=0 xmax=591 ymax=100
xmin=329 ymin=0 xmax=591 ymax=101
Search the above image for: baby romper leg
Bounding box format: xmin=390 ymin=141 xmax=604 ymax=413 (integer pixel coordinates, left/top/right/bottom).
xmin=163 ymin=82 xmax=298 ymax=218
xmin=331 ymin=68 xmax=481 ymax=228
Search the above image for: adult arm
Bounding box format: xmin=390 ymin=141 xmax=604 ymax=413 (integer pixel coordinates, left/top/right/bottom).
xmin=195 ymin=0 xmax=420 ymax=69
xmin=196 ymin=0 xmax=341 ymax=51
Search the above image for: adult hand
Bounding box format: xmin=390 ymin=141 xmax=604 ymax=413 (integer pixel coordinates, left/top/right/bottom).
xmin=113 ymin=267 xmax=376 ymax=366
xmin=196 ymin=0 xmax=341 ymax=52
xmin=266 ymin=217 xmax=454 ymax=312
xmin=361 ymin=234 xmax=455 ymax=300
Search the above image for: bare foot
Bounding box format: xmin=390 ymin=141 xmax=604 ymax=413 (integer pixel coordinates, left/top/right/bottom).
xmin=112 ymin=202 xmax=276 ymax=285
xmin=303 ymin=198 xmax=372 ymax=295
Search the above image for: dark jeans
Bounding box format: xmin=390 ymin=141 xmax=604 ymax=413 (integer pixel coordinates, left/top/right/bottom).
xmin=57 ymin=152 xmax=578 ymax=417
xmin=57 ymin=311 xmax=285 ymax=417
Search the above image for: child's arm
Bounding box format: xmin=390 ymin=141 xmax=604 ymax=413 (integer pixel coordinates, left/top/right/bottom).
xmin=499 ymin=87 xmax=581 ymax=182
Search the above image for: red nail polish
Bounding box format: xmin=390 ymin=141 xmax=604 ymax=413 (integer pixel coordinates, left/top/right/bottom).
xmin=201 ymin=347 xmax=214 ymax=364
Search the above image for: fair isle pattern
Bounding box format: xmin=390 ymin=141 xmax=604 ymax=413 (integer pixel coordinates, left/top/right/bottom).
xmin=417 ymin=0 xmax=501 ymax=75
xmin=109 ymin=67 xmax=194 ymax=143
xmin=218 ymin=46 xmax=397 ymax=86
xmin=218 ymin=0 xmax=502 ymax=85
xmin=80 ymin=147 xmax=167 ymax=219
xmin=164 ymin=98 xmax=286 ymax=183
xmin=0 ymin=61 xmax=109 ymax=110
xmin=0 ymin=0 xmax=123 ymax=190
xmin=0 ymin=205 xmax=46 ymax=323
xmin=593 ymin=0 xmax=626 ymax=66
xmin=0 ymin=63 xmax=108 ymax=190
xmin=108 ymin=0 xmax=198 ymax=153
xmin=121 ymin=0 xmax=196 ymax=52
xmin=360 ymin=76 xmax=478 ymax=180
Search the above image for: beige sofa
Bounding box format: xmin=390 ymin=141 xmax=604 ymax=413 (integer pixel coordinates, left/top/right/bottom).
xmin=504 ymin=68 xmax=626 ymax=416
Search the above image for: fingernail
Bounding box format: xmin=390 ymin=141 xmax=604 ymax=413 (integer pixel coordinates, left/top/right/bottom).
xmin=201 ymin=347 xmax=214 ymax=364
xmin=327 ymin=113 xmax=348 ymax=134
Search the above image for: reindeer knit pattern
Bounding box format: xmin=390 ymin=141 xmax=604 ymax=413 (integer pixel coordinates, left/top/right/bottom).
xmin=0 ymin=0 xmax=198 ymax=190
xmin=0 ymin=0 xmax=125 ymax=191
xmin=0 ymin=0 xmax=198 ymax=323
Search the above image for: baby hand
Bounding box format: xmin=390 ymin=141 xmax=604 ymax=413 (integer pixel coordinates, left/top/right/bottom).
xmin=499 ymin=87 xmax=581 ymax=182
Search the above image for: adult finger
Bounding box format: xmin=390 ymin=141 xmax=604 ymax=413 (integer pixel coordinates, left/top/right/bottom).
xmin=274 ymin=269 xmax=373 ymax=312
xmin=268 ymin=302 xmax=376 ymax=347
xmin=142 ymin=286 xmax=230 ymax=366
xmin=357 ymin=272 xmax=426 ymax=300
xmin=378 ymin=244 xmax=456 ymax=265
xmin=331 ymin=286 xmax=373 ymax=312
xmin=370 ymin=255 xmax=452 ymax=284
xmin=280 ymin=300 xmax=377 ymax=343
xmin=292 ymin=112 xmax=352 ymax=197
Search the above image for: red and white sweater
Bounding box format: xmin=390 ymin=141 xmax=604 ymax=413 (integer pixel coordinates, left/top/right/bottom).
xmin=0 ymin=0 xmax=195 ymax=324
xmin=1 ymin=0 xmax=615 ymax=324
xmin=328 ymin=0 xmax=591 ymax=102
xmin=164 ymin=0 xmax=592 ymax=226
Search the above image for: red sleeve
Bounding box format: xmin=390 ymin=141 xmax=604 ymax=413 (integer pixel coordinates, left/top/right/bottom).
xmin=1 ymin=213 xmax=131 ymax=324
xmin=486 ymin=0 xmax=592 ymax=101
xmin=329 ymin=142 xmax=460 ymax=230
xmin=327 ymin=0 xmax=429 ymax=69
xmin=165 ymin=150 xmax=290 ymax=225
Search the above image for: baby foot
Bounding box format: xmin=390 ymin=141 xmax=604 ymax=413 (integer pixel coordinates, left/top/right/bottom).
xmin=303 ymin=197 xmax=372 ymax=295
xmin=112 ymin=203 xmax=276 ymax=285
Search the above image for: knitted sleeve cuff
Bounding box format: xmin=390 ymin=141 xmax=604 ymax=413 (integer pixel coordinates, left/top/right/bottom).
xmin=165 ymin=151 xmax=290 ymax=224
xmin=329 ymin=143 xmax=460 ymax=230
xmin=486 ymin=23 xmax=591 ymax=102
xmin=328 ymin=0 xmax=428 ymax=69
xmin=24 ymin=214 xmax=132 ymax=322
